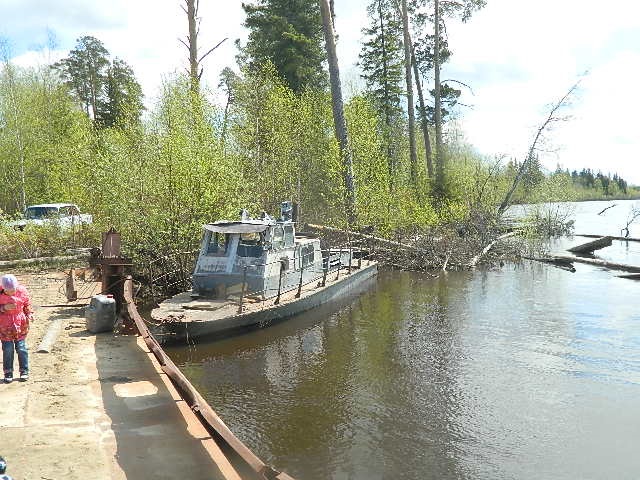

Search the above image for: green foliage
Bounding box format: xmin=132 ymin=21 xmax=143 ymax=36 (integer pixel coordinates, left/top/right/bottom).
xmin=53 ymin=36 xmax=144 ymax=127
xmin=0 ymin=220 xmax=100 ymax=260
xmin=241 ymin=0 xmax=326 ymax=93
xmin=1 ymin=46 xmax=638 ymax=265
xmin=359 ymin=0 xmax=405 ymax=181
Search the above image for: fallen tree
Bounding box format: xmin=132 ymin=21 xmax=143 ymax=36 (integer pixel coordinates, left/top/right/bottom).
xmin=548 ymin=254 xmax=640 ymax=273
xmin=567 ymin=236 xmax=612 ymax=254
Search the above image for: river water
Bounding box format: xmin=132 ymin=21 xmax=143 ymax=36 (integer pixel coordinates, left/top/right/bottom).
xmin=167 ymin=200 xmax=640 ymax=480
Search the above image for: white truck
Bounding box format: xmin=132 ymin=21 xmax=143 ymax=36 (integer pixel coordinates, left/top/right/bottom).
xmin=10 ymin=203 xmax=93 ymax=230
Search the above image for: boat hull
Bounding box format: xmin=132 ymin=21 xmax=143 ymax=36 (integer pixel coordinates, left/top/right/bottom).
xmin=151 ymin=262 xmax=378 ymax=343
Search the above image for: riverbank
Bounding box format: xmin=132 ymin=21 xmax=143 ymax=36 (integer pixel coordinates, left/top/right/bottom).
xmin=0 ymin=271 xmax=232 ymax=479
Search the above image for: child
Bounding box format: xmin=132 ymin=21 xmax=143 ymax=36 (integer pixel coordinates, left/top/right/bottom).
xmin=0 ymin=274 xmax=33 ymax=383
xmin=0 ymin=456 xmax=14 ymax=480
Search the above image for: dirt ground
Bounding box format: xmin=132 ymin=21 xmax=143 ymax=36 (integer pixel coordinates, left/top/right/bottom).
xmin=0 ymin=270 xmax=229 ymax=480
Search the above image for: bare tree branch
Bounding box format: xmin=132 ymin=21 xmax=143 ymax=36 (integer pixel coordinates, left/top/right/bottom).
xmin=198 ymin=38 xmax=228 ymax=64
xmin=498 ymin=78 xmax=583 ymax=214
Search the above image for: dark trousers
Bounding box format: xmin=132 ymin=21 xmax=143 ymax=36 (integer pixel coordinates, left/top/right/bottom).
xmin=2 ymin=339 xmax=28 ymax=377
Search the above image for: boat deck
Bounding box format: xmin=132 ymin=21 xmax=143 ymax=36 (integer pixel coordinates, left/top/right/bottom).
xmin=151 ymin=260 xmax=377 ymax=326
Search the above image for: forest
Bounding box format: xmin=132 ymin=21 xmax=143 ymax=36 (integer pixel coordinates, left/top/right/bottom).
xmin=0 ymin=0 xmax=637 ymax=262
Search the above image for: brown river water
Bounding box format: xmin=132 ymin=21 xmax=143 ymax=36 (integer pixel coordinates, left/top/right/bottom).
xmin=166 ymin=200 xmax=640 ymax=479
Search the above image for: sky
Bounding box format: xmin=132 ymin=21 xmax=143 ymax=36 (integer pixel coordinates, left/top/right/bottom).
xmin=2 ymin=0 xmax=640 ymax=184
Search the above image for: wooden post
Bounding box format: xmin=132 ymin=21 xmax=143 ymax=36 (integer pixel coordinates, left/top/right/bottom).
xmin=238 ymin=266 xmax=247 ymax=314
xmin=321 ymin=262 xmax=328 ymax=287
xmin=274 ymin=261 xmax=284 ymax=305
xmin=336 ymin=249 xmax=341 ymax=281
xmin=296 ymin=262 xmax=304 ymax=298
xmin=65 ymin=268 xmax=78 ymax=301
xmin=348 ymin=248 xmax=352 ymax=273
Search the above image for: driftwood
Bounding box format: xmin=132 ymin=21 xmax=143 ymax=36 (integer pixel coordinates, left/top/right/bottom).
xmin=552 ymin=254 xmax=640 ymax=273
xmin=618 ymin=273 xmax=640 ymax=280
xmin=0 ymin=253 xmax=89 ymax=269
xmin=522 ymin=256 xmax=576 ymax=272
xmin=597 ymin=204 xmax=617 ymax=215
xmin=36 ymin=318 xmax=65 ymax=353
xmin=576 ymin=234 xmax=640 ymax=243
xmin=468 ymin=231 xmax=519 ymax=268
xmin=305 ymin=223 xmax=428 ymax=253
xmin=567 ymin=236 xmax=612 ymax=254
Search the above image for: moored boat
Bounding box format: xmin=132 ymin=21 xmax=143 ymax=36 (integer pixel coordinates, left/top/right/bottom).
xmin=151 ymin=202 xmax=378 ymax=342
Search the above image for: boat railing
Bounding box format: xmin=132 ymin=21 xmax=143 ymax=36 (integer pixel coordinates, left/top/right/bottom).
xmin=143 ymin=245 xmax=375 ymax=308
xmin=235 ymin=247 xmax=374 ymax=314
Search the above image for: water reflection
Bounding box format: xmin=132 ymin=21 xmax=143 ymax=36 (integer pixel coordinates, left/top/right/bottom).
xmin=168 ymin=201 xmax=640 ymax=479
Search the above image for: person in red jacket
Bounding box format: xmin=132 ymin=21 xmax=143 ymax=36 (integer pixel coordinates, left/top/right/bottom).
xmin=0 ymin=274 xmax=33 ymax=383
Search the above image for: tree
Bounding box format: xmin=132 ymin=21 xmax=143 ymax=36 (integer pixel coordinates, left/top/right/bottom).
xmin=241 ymin=0 xmax=326 ymax=92
xmin=179 ymin=0 xmax=227 ymax=93
xmin=53 ymin=36 xmax=109 ymax=121
xmin=400 ymin=0 xmax=419 ymax=185
xmin=53 ymin=36 xmax=143 ymax=128
xmin=359 ymin=0 xmax=404 ymax=184
xmin=218 ymin=67 xmax=240 ymax=153
xmin=498 ymin=80 xmax=580 ymax=214
xmin=319 ymin=0 xmax=356 ymax=225
xmin=103 ymin=58 xmax=144 ymax=127
xmin=416 ymin=0 xmax=485 ymax=196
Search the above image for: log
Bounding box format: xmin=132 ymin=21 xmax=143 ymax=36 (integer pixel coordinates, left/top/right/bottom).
xmin=305 ymin=223 xmax=429 ymax=253
xmin=36 ymin=318 xmax=65 ymax=353
xmin=597 ymin=204 xmax=617 ymax=215
xmin=0 ymin=253 xmax=89 ymax=268
xmin=576 ymin=234 xmax=640 ymax=243
xmin=552 ymin=254 xmax=640 ymax=273
xmin=522 ymin=255 xmax=576 ymax=272
xmin=618 ymin=273 xmax=640 ymax=280
xmin=567 ymin=236 xmax=612 ymax=254
xmin=468 ymin=231 xmax=519 ymax=268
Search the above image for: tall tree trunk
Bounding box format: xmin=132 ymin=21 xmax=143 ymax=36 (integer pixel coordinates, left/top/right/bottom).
xmin=378 ymin=0 xmax=395 ymax=185
xmin=410 ymin=45 xmax=433 ymax=179
xmin=400 ymin=0 xmax=418 ymax=185
xmin=186 ymin=0 xmax=199 ymax=92
xmin=319 ymin=0 xmax=356 ymax=226
xmin=434 ymin=0 xmax=445 ymax=196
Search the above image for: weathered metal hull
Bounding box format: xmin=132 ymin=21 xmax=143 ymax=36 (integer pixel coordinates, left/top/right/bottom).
xmin=151 ymin=262 xmax=378 ymax=343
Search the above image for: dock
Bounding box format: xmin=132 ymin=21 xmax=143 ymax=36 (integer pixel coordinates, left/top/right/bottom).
xmin=0 ymin=272 xmax=239 ymax=479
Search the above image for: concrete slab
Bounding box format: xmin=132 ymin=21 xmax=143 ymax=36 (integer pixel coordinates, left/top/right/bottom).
xmin=0 ymin=272 xmax=233 ymax=480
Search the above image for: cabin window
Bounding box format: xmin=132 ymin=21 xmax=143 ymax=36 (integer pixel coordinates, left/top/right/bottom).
xmin=301 ymin=244 xmax=314 ymax=268
xmin=206 ymin=232 xmax=227 ymax=255
xmin=238 ymin=232 xmax=263 ymax=257
xmin=272 ymin=226 xmax=285 ymax=250
xmin=283 ymin=224 xmax=295 ymax=247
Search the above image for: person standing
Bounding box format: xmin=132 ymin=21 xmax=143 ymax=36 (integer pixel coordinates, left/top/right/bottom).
xmin=0 ymin=274 xmax=33 ymax=383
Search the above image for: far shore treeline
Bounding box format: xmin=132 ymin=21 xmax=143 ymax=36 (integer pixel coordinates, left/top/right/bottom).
xmin=0 ymin=0 xmax=638 ymax=261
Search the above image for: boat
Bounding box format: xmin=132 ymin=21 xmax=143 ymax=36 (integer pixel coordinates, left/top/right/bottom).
xmin=150 ymin=202 xmax=378 ymax=343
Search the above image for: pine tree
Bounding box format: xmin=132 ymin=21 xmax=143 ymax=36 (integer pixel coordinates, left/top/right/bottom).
xmin=53 ymin=36 xmax=110 ymax=120
xmin=359 ymin=0 xmax=404 ymax=184
xmin=241 ymin=0 xmax=326 ymax=92
xmin=102 ymin=58 xmax=144 ymax=127
xmin=53 ymin=36 xmax=143 ymax=128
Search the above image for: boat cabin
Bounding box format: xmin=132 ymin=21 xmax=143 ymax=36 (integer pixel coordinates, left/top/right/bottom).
xmin=192 ymin=203 xmax=324 ymax=300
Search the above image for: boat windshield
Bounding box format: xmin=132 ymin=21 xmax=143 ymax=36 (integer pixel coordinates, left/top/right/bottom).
xmin=25 ymin=206 xmax=59 ymax=219
xmin=206 ymin=232 xmax=228 ymax=255
xmin=238 ymin=232 xmax=263 ymax=257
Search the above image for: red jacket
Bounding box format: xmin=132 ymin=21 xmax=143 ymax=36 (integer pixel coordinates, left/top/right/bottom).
xmin=0 ymin=285 xmax=32 ymax=341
